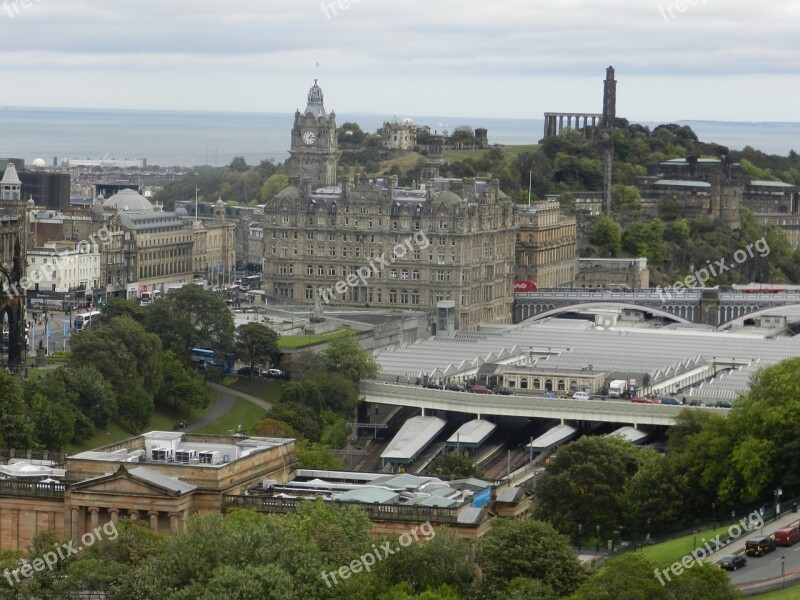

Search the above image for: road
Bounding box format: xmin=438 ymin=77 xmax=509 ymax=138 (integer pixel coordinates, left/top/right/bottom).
xmin=185 ymin=383 xmax=273 ymax=433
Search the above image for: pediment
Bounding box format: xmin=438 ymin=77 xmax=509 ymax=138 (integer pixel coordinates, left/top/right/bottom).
xmin=74 ymin=477 xmax=174 ymax=498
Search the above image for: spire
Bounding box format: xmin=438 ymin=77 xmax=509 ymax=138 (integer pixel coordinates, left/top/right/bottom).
xmin=305 ymin=79 xmax=327 ymax=118
xmin=1 ymin=161 xmax=22 ymax=202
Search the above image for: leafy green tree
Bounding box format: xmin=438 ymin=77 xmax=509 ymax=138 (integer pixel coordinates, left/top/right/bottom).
xmin=144 ymin=284 xmax=234 ymax=360
xmin=477 ymin=519 xmax=588 ymax=596
xmin=229 ymin=156 xmax=249 ymax=172
xmin=429 ymin=451 xmax=483 ymax=479
xmin=320 ymin=335 xmax=378 ymax=383
xmin=611 ymin=184 xmax=641 ymax=213
xmin=623 ymin=452 xmax=689 ymax=536
xmin=102 ymin=297 xmax=145 ymax=324
xmin=338 ymin=122 xmax=366 ymax=146
xmin=374 ymin=528 xmax=474 ymax=596
xmin=235 ymin=322 xmax=280 ymax=375
xmin=590 ymin=214 xmax=622 ymax=257
xmin=63 ymin=365 xmax=118 ymax=427
xmin=30 ymin=393 xmax=75 ymax=449
xmin=156 ymin=350 xmax=213 ymax=415
xmin=260 ymin=173 xmax=290 ymax=200
xmin=119 ymin=384 xmax=154 ymax=432
xmin=0 ymin=371 xmax=34 ymax=448
xmin=533 ymin=436 xmax=643 ymax=538
xmin=296 ymin=440 xmax=344 ymax=469
xmin=570 ymin=553 xmax=670 ymax=600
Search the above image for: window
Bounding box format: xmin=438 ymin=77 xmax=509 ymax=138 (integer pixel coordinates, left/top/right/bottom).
xmin=401 ymin=269 xmax=409 ymax=280
xmin=400 ymin=289 xmax=408 ymax=303
xmin=389 ymin=289 xmax=397 ymax=303
xmin=533 ymin=378 xmax=540 ymax=390
xmin=328 ymin=266 xmax=335 ymax=276
xmin=411 ymin=290 xmax=419 ymax=304
xmin=305 ymin=286 xmax=314 ymax=299
xmin=412 ymin=270 xmax=420 ymax=280
xmin=306 ymin=265 xmax=313 ymax=275
xmin=390 ymin=269 xmax=398 ymax=279
xmin=318 ymin=265 xmax=325 ymax=276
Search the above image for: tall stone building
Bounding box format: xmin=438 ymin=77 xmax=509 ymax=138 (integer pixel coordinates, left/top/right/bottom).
xmin=515 ymin=201 xmax=577 ymax=287
xmin=286 ymin=80 xmax=339 ymax=188
xmin=263 ymin=82 xmax=517 ymax=329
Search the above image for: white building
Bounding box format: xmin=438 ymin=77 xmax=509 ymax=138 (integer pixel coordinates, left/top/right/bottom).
xmin=26 ymin=240 xmax=101 ymax=294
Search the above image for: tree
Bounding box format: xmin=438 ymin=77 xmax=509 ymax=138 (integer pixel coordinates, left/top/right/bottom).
xmin=338 ymin=122 xmax=365 ymax=146
xmin=70 ymin=315 xmax=163 ymax=400
xmin=611 ymin=184 xmax=641 ymax=214
xmin=229 ymin=156 xmax=249 ymax=172
xmin=533 ymin=436 xmax=643 ymax=538
xmin=296 ymin=440 xmax=343 ymax=469
xmin=260 ymin=173 xmax=290 ymax=200
xmin=102 ymin=298 xmax=145 ymax=324
xmin=477 ymin=519 xmax=588 ymax=596
xmin=429 ymin=452 xmax=483 ymax=479
xmin=156 ymin=350 xmax=213 ymax=415
xmin=320 ymin=335 xmax=378 ymax=383
xmin=30 ymin=393 xmax=75 ymax=450
xmin=63 ymin=365 xmax=118 ymax=428
xmin=590 ymin=214 xmax=622 ymax=257
xmin=118 ymin=385 xmax=154 ymax=432
xmin=235 ymin=322 xmax=279 ymax=375
xmin=570 ymin=553 xmax=670 ymax=600
xmin=623 ymin=452 xmax=689 ymax=535
xmin=144 ymin=284 xmax=234 ymax=360
xmin=0 ymin=371 xmax=34 ymax=448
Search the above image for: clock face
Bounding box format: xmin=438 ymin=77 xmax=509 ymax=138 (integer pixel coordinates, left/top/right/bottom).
xmin=302 ymin=131 xmax=316 ymax=145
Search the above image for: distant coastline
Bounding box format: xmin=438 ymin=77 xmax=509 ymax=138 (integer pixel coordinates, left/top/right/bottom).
xmin=0 ymin=106 xmax=796 ymax=168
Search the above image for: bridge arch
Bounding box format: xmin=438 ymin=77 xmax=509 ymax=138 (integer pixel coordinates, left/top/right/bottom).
xmin=519 ymin=302 xmax=694 ymax=325
xmin=716 ymin=303 xmax=800 ymax=330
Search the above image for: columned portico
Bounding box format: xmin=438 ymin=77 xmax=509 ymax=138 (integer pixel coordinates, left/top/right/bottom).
xmin=543 ymin=112 xmax=604 ymax=140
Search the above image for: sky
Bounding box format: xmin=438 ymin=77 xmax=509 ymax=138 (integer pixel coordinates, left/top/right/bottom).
xmin=0 ymin=0 xmax=799 ymax=122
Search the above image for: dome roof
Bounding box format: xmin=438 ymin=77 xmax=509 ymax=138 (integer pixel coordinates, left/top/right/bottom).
xmin=434 ymin=190 xmax=464 ymax=207
xmin=175 ymin=207 xmax=189 ymax=217
xmin=103 ymin=188 xmax=154 ymax=212
xmin=273 ymin=185 xmax=303 ymax=201
xmin=304 ymin=79 xmax=327 ymax=118
xmin=32 ymin=158 xmax=46 ymax=168
xmin=92 ymin=199 xmax=105 ymax=217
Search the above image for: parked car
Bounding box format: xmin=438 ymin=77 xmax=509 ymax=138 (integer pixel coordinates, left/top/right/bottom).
xmin=445 ymin=383 xmax=466 ymax=392
xmin=774 ymin=526 xmax=800 ymax=547
xmin=423 ymin=381 xmax=444 ymax=390
xmin=494 ymin=387 xmax=513 ymax=396
xmin=541 ymin=391 xmax=556 ymax=399
xmin=659 ymin=397 xmax=682 ymax=406
xmin=631 ymin=396 xmax=660 ymax=404
xmin=745 ymin=536 xmax=776 ymax=557
xmin=572 ymin=391 xmax=591 ymax=400
xmin=469 ymin=384 xmax=492 ymax=394
xmin=715 ymin=400 xmax=733 ymax=409
xmin=262 ymin=368 xmax=284 ymax=379
xmin=719 ymin=554 xmax=747 ymax=571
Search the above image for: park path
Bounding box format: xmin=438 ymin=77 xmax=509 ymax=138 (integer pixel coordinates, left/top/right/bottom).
xmin=186 ymin=382 xmax=272 ymax=432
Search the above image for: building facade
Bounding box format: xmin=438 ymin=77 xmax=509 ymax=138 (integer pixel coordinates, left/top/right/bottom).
xmin=576 ymin=257 xmax=650 ymax=289
xmin=26 ymin=241 xmax=101 ymax=296
xmin=515 ymin=201 xmax=577 ymax=287
xmin=380 ymin=120 xmax=417 ymax=150
xmin=262 ymin=82 xmax=517 ymax=329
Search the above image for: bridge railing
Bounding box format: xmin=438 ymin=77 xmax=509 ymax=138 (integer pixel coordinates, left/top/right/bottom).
xmin=360 ymin=380 xmax=693 ymax=424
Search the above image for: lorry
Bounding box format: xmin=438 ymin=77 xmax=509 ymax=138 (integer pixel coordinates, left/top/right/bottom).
xmin=608 ymin=380 xmax=627 ymax=398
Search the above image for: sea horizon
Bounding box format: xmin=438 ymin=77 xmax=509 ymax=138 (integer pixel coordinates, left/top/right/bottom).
xmin=1 ymin=105 xmax=797 ymax=168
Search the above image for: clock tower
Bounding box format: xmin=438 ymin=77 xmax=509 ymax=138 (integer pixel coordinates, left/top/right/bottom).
xmin=287 ymin=80 xmax=339 ymax=188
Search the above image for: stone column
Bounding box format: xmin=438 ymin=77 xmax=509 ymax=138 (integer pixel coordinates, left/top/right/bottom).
xmin=109 ymin=508 xmax=119 ymax=524
xmin=149 ymin=511 xmax=159 ymax=533
xmin=69 ymin=506 xmax=80 ymax=543
xmin=89 ymin=507 xmax=100 ymax=531
xmin=169 ymin=512 xmax=181 ymax=533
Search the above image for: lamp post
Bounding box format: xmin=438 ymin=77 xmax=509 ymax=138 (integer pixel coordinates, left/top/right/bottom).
xmin=782 ymin=555 xmax=786 ymax=588
xmin=775 ymin=487 xmax=783 ymax=518
xmin=578 ymin=523 xmax=582 ymax=552
xmin=596 ymin=525 xmax=600 ymax=553
xmin=692 ymin=530 xmax=699 ymax=552
xmin=646 ymin=518 xmax=651 ymax=545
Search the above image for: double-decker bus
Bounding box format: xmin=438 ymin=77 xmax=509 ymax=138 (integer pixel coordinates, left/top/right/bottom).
xmin=73 ymin=310 xmax=103 ymax=331
xmin=190 ymin=348 xmax=234 ymax=374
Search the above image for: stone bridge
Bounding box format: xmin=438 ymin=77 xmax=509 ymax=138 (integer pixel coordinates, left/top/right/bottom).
xmin=514 ymin=289 xmax=800 ymax=328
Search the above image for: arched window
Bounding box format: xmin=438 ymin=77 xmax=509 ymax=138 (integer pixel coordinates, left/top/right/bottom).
xmin=557 ymin=379 xmax=565 ymax=391
xmin=569 ymin=380 xmax=577 ymax=391
xmin=545 ymin=379 xmax=553 ymax=391
xmin=520 ymin=377 xmax=528 ymax=389
xmin=533 ymin=378 xmax=540 ymax=390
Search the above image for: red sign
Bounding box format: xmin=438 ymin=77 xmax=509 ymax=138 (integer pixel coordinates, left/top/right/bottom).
xmin=514 ymin=280 xmax=538 ymax=292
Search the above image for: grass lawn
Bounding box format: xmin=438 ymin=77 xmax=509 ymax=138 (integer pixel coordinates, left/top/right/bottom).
xmin=640 ymin=525 xmax=736 ymax=566
xmin=67 ymin=407 xmax=187 ymax=453
xmin=750 ymin=584 xmax=800 ymax=599
xmin=191 ymin=396 xmax=268 ymax=435
xmin=278 ymin=327 xmax=356 ymax=349
xmin=226 ymin=377 xmax=283 ymax=404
